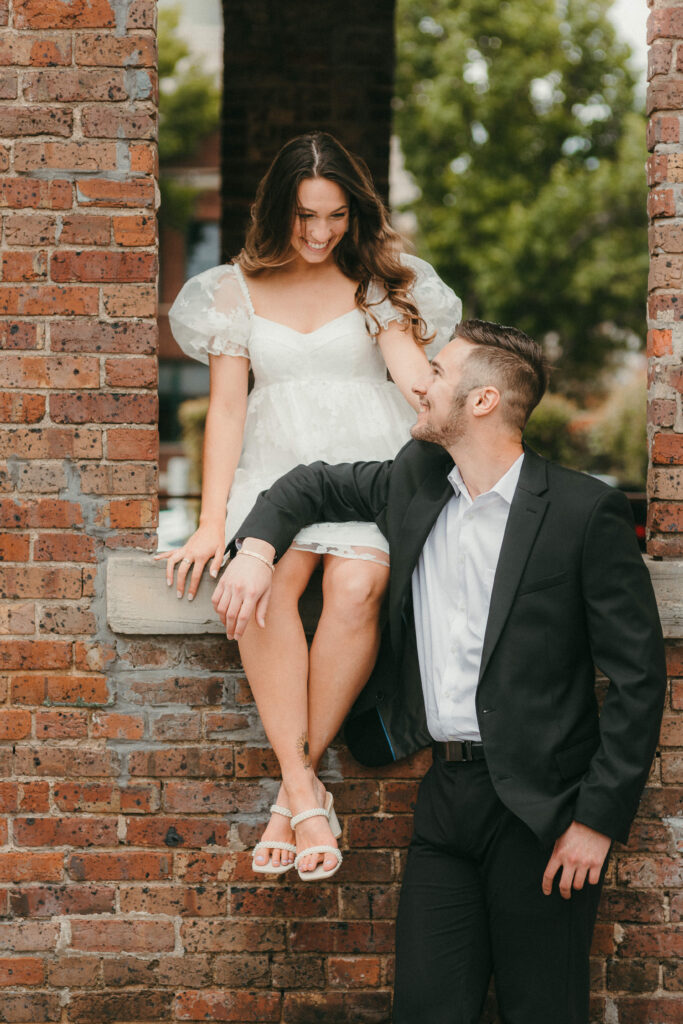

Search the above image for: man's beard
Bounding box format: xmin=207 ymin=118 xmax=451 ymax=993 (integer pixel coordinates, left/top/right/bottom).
xmin=411 ymin=390 xmax=469 ymax=447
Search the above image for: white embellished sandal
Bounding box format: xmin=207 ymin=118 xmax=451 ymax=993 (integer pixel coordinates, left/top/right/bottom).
xmin=291 ymin=792 xmax=343 ymax=882
xmin=251 ymin=804 xmax=296 ymax=875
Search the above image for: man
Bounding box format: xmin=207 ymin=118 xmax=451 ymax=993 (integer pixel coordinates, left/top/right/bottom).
xmin=213 ymin=320 xmax=666 ymax=1024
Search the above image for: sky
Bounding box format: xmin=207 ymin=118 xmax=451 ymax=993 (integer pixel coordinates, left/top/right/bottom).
xmin=610 ymin=0 xmax=648 ymax=78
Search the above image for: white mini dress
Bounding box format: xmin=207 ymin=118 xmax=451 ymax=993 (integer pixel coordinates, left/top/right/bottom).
xmin=168 ymin=253 xmax=461 ymax=563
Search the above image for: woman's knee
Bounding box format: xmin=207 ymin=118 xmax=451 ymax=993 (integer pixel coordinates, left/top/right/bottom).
xmin=322 ymin=558 xmax=389 ymax=623
xmin=270 ymin=548 xmax=319 ymax=602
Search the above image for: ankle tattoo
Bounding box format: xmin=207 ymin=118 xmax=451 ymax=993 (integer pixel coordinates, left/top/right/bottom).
xmin=296 ymin=732 xmax=312 ymax=769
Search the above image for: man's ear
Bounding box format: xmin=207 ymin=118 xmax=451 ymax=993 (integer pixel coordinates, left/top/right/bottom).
xmin=471 ymin=386 xmax=501 ymax=417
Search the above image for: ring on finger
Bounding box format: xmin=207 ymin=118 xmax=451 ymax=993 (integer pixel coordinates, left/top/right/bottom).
xmin=181 ymin=558 xmax=192 ymax=565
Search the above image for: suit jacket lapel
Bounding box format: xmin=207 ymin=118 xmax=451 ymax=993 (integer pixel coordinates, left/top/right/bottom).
xmin=389 ymin=464 xmax=453 ymax=650
xmin=478 ymin=450 xmax=549 ymax=682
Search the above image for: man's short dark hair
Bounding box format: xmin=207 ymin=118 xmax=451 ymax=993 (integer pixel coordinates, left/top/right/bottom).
xmin=454 ymin=319 xmax=549 ymax=430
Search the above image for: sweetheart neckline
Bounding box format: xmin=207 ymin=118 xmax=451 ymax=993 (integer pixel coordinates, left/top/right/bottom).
xmin=251 ymin=308 xmax=363 ymax=337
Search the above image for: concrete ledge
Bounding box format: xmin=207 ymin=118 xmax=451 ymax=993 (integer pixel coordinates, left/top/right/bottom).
xmin=644 ymin=556 xmax=683 ymax=639
xmin=107 ymin=551 xmax=683 ymax=638
xmin=106 ymin=552 xmax=322 ymax=635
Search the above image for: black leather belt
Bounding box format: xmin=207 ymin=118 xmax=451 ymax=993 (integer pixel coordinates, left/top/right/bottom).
xmin=432 ymin=740 xmax=486 ymax=762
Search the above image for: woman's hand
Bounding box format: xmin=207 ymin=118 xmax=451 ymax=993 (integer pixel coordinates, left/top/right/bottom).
xmin=212 ymin=540 xmax=276 ymax=639
xmin=155 ymin=523 xmax=226 ymax=600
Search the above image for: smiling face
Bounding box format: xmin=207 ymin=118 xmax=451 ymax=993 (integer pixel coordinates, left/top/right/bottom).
xmin=289 ymin=177 xmax=349 ymax=263
xmin=411 ymin=337 xmax=479 ymax=446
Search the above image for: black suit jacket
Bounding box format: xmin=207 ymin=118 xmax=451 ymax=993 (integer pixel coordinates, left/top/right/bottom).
xmin=231 ymin=442 xmax=667 ymax=845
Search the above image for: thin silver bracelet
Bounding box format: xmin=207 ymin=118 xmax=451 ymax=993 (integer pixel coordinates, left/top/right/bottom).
xmin=236 ymin=549 xmax=275 ymax=574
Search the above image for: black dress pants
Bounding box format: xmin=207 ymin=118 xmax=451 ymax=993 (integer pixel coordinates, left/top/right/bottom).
xmin=393 ymin=757 xmax=605 ymax=1024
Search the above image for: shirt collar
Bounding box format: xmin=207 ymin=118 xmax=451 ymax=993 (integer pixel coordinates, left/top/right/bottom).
xmin=448 ymin=452 xmax=524 ymax=506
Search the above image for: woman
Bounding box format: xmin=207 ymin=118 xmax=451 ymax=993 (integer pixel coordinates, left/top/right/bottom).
xmin=160 ymin=132 xmax=460 ymax=881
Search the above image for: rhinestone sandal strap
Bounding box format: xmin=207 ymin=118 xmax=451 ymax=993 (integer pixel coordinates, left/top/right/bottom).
xmin=290 ymin=807 xmax=329 ymax=830
xmin=294 ymin=845 xmax=342 ymax=869
xmin=253 ymin=840 xmax=296 ymax=853
xmin=270 ymin=804 xmax=292 ymax=818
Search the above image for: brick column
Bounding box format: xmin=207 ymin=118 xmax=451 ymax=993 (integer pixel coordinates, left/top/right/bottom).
xmin=648 ymin=4 xmax=683 ymax=558
xmin=588 ymin=3 xmax=683 ymax=1022
xmin=0 ymin=1 xmax=160 ymax=1021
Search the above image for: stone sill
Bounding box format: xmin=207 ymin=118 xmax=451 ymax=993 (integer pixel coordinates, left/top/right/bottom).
xmin=107 ymin=553 xmax=683 ymax=639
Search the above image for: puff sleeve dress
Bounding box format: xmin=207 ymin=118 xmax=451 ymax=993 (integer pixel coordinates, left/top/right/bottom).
xmin=168 ymin=253 xmax=461 ymax=562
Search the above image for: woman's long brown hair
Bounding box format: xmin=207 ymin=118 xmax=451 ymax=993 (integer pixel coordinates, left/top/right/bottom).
xmin=237 ymin=131 xmax=434 ymax=345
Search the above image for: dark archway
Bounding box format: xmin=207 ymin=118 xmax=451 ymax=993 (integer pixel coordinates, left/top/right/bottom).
xmin=220 ymin=0 xmax=397 ymax=260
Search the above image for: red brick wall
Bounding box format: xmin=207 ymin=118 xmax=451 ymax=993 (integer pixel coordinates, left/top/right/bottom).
xmin=0 ymin=1 xmax=680 ymax=1023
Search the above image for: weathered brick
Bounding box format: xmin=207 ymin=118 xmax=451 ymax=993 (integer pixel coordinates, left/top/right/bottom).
xmin=0 ymin=427 xmax=102 ymax=460
xmin=10 ymin=885 xmax=115 ymax=918
xmin=0 ymin=105 xmax=72 ymax=136
xmin=14 ymin=815 xmax=118 ymax=848
xmin=112 ymin=213 xmax=156 ymax=246
xmin=102 ymin=283 xmax=157 ymax=316
xmin=76 ymin=177 xmax=155 ymax=208
xmin=82 ymin=105 xmax=156 ymax=139
xmin=0 ymin=355 xmax=100 ymax=389
xmin=38 ymin=604 xmax=97 ymax=634
xmin=181 ymin=919 xmax=286 ymax=954
xmin=14 ymin=745 xmax=119 ymax=778
xmin=0 ymin=602 xmax=35 ymax=634
xmin=0 ymin=32 xmax=72 ymax=67
xmin=34 ymin=533 xmax=98 ymax=562
xmin=0 ymin=285 xmax=98 ymax=316
xmin=0 ymin=920 xmax=59 ymax=951
xmin=69 ymin=990 xmax=174 ymax=1023
xmin=0 ymin=534 xmax=31 ymax=560
xmin=0 ymin=322 xmax=40 ymax=350
xmin=0 ymin=709 xmax=31 ymax=740
xmin=174 ymin=989 xmax=282 ymax=1022
xmin=15 ymin=139 xmax=119 ymax=173
xmin=67 ymin=851 xmax=171 ymax=882
xmin=59 ymin=212 xmax=111 ymax=245
xmin=128 ymin=745 xmax=234 ymax=779
xmin=0 ymin=852 xmax=63 ymax=883
xmin=47 ymin=955 xmax=100 ymax=987
xmin=105 ymin=427 xmax=158 ymax=460
xmin=0 ymin=250 xmax=47 ymax=281
xmin=50 ymin=392 xmax=158 ymax=424
xmin=0 ymin=391 xmax=45 ymax=423
xmin=4 ymin=212 xmax=55 ymax=245
xmin=22 ymin=68 xmax=128 ymax=101
xmin=164 ymin=781 xmax=266 ymax=814
xmin=0 ymin=177 xmax=71 ymax=209
xmin=34 ymin=709 xmax=88 ymax=739
xmin=102 ymin=497 xmax=157 ymax=528
xmin=119 ymin=884 xmax=225 ymax=917
xmin=0 ymin=992 xmax=61 ymax=1022
xmin=91 ymin=712 xmax=144 ymax=739
xmin=0 ymin=636 xmax=73 ymax=666
xmin=50 ymin=318 xmax=157 ymax=354
xmin=51 ymin=250 xmax=157 ymax=283
xmin=0 ymin=70 xmax=17 ymax=99
xmin=14 ymin=0 xmax=116 ymax=30
xmin=0 ymin=957 xmax=44 ymax=986
xmin=71 ymin=919 xmax=175 ymax=953
xmin=124 ymin=816 xmax=229 ymax=848
xmin=74 ymin=32 xmax=156 ymax=67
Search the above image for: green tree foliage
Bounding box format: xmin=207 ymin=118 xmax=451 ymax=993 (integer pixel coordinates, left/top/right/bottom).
xmin=158 ymin=5 xmax=221 ymax=229
xmin=395 ymin=0 xmax=647 ymax=392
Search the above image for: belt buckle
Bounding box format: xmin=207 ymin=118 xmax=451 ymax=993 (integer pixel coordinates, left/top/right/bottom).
xmin=446 ymin=740 xmax=473 ymax=762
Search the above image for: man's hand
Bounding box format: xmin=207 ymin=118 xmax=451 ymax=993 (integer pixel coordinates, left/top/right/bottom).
xmin=211 ymin=540 xmax=276 ymax=640
xmin=542 ymin=821 xmax=611 ymax=900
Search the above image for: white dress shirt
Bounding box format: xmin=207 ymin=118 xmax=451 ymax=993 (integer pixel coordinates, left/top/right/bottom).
xmin=411 ymin=454 xmax=524 ymax=742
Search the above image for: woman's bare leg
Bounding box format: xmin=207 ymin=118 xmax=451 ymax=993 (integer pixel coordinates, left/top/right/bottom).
xmin=238 ymin=547 xmax=338 ymax=873
xmin=307 ymin=553 xmax=390 ymax=769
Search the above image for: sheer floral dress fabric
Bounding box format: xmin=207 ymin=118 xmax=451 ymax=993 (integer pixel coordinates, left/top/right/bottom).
xmin=168 ymin=253 xmax=462 ymax=564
